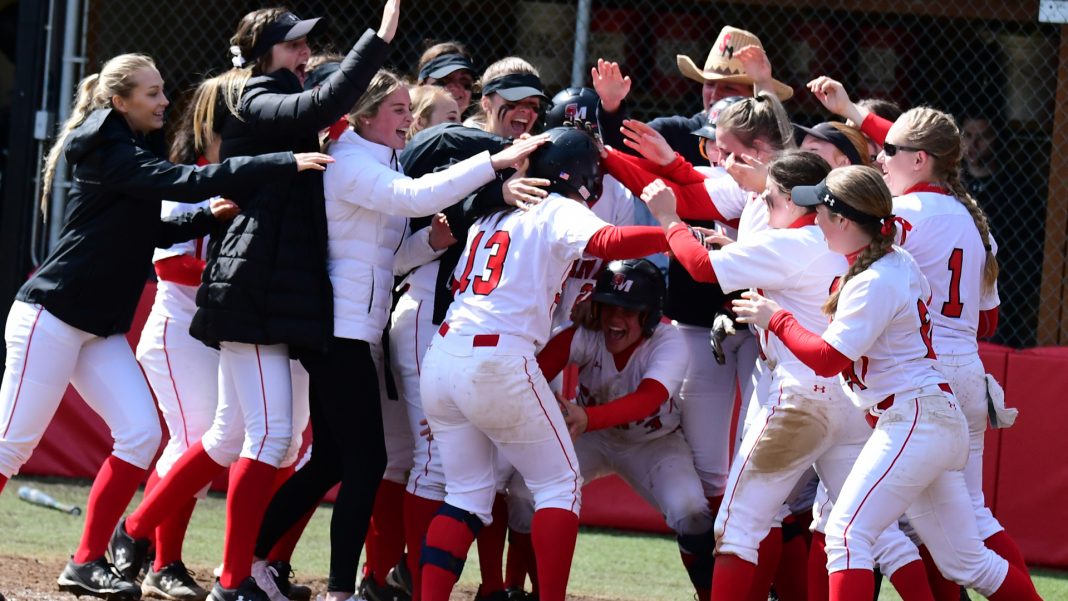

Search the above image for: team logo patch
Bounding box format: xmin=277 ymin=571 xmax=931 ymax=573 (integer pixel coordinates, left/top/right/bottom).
xmin=564 ymin=103 xmax=587 ymax=122
xmin=611 ymin=273 xmax=633 ymax=292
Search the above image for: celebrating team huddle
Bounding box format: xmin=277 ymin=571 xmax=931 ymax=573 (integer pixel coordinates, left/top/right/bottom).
xmin=0 ymin=1 xmax=1044 ymax=600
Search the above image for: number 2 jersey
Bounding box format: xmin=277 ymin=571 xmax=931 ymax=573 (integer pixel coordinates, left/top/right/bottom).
xmin=822 ymin=247 xmax=947 ymax=410
xmin=893 ymin=189 xmax=1000 ymax=356
xmin=445 ymin=194 xmax=611 ymax=348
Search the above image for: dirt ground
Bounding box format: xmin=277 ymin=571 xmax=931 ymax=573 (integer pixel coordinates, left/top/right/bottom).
xmin=0 ymin=555 xmax=606 ymax=601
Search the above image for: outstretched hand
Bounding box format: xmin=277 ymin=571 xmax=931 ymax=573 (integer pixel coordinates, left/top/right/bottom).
xmin=735 ymin=45 xmax=773 ymax=91
xmin=491 ymin=133 xmax=550 ymax=171
xmin=732 ymin=290 xmax=782 ymax=330
xmin=640 ymin=179 xmax=679 ymax=225
xmin=621 ymin=120 xmax=675 ymax=167
xmin=502 ymin=163 xmax=550 ymax=211
xmin=723 ymin=152 xmax=768 ymax=194
xmin=294 ymin=152 xmax=335 ymax=172
xmin=377 ymin=0 xmax=401 ymax=43
xmin=806 ymin=76 xmax=865 ymax=125
xmin=428 ymin=213 xmax=457 ymax=251
xmin=591 ymin=58 xmax=631 ymax=113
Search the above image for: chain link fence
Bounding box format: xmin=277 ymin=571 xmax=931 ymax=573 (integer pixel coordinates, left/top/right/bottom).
xmin=80 ymin=0 xmax=1064 ymax=348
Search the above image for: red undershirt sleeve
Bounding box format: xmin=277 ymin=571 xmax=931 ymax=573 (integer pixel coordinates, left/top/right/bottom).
xmin=767 ymin=310 xmax=852 ymax=378
xmin=602 ymin=148 xmax=725 ymax=222
xmin=535 ymin=327 xmax=577 ymax=382
xmin=978 ymin=307 xmax=999 ymax=339
xmin=860 ymin=113 xmax=893 ymax=147
xmin=666 ymin=223 xmax=717 ymax=283
xmin=584 ymin=225 xmax=669 ymax=259
xmin=154 ymin=254 xmax=206 ymax=286
xmin=585 ymin=378 xmax=670 ymax=432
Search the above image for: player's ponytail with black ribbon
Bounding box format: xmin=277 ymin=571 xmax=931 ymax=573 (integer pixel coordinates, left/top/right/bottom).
xmin=822 ymin=166 xmax=896 ymax=315
xmin=899 ymin=107 xmax=998 ymax=293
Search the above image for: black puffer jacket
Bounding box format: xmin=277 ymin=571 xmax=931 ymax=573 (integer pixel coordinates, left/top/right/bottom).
xmin=17 ymin=108 xmax=296 ymax=336
xmin=191 ymin=29 xmax=388 ymax=353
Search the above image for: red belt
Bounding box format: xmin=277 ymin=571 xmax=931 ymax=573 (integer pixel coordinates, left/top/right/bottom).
xmin=866 ymin=382 xmax=953 ymax=428
xmin=438 ymin=322 xmax=500 ymax=347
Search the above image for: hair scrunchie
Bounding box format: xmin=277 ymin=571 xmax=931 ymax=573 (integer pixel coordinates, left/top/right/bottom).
xmin=230 ymin=45 xmax=246 ymax=68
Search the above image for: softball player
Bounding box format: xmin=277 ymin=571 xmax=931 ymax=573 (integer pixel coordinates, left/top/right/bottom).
xmin=807 ymin=76 xmax=1029 ymax=585
xmin=733 ymin=166 xmax=1041 ymax=601
xmin=0 ymin=52 xmax=312 ymax=600
xmin=417 ymin=127 xmax=669 ymax=601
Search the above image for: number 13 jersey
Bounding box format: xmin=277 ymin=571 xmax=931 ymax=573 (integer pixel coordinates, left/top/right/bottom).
xmin=445 ymin=194 xmax=609 ymax=348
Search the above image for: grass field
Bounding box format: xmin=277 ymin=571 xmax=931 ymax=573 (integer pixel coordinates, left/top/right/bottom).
xmin=2 ymin=476 xmax=1066 ymax=600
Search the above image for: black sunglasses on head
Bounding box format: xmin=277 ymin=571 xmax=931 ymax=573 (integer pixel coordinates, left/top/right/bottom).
xmin=883 ymin=141 xmax=925 ymax=157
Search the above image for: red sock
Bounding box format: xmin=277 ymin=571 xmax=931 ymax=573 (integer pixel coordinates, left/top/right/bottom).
xmin=127 ymin=441 xmax=224 ymax=539
xmin=678 ymin=550 xmax=711 ymax=601
xmin=530 ymin=508 xmax=578 ymax=601
xmin=0 ymin=474 xmax=7 ymax=495
xmin=268 ymin=504 xmax=316 ymax=563
xmin=143 ymin=470 xmax=161 ymax=554
xmin=219 ymin=459 xmax=277 ymax=589
xmin=153 ymin=497 xmax=197 ymax=571
xmin=985 ymin=530 xmax=1029 ymax=574
xmin=988 ymin=564 xmax=1042 ymax=601
xmin=808 ymin=531 xmax=829 ymax=601
xmin=829 ymin=568 xmax=874 ymax=601
xmin=748 ymin=526 xmax=783 ymax=601
xmin=405 ymin=493 xmax=443 ymax=601
xmin=365 ymin=480 xmax=407 ymax=586
xmin=711 ymin=554 xmax=757 ymax=600
xmin=421 ymin=509 xmax=480 ymax=601
xmin=505 ymin=529 xmax=534 ymax=590
xmin=774 ymin=527 xmax=808 ymax=601
xmin=73 ymin=455 xmax=147 ymax=563
xmin=888 ymin=559 xmax=935 ymax=601
xmin=918 ymin=544 xmax=960 ymax=601
xmin=707 ymin=495 xmax=723 ymax=517
xmin=476 ymin=494 xmax=508 ymax=594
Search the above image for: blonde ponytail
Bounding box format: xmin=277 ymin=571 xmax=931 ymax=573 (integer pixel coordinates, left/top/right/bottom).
xmin=40 ymin=53 xmax=157 ymax=218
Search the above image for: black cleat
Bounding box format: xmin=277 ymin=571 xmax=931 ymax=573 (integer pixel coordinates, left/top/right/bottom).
xmin=384 ymin=559 xmax=412 ymax=599
xmin=265 ymin=561 xmax=311 ymax=601
xmin=208 ymin=578 xmax=270 ymax=601
xmin=57 ymin=557 xmax=142 ymax=600
xmin=108 ymin=518 xmax=151 ymax=583
xmin=142 ymin=562 xmax=208 ymax=601
xmin=359 ymin=575 xmax=408 ymax=601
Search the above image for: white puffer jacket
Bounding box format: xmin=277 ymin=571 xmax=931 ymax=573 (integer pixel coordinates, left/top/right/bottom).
xmin=322 ymin=129 xmax=497 ymax=342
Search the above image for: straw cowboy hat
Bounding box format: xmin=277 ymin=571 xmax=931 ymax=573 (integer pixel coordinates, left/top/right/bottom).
xmin=677 ymin=26 xmax=793 ymax=101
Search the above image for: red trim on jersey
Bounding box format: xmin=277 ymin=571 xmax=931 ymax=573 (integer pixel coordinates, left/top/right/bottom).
xmin=611 ymin=336 xmax=643 ymax=372
xmin=196 ymin=156 xmax=210 ymax=167
xmin=523 ymin=357 xmax=580 ymax=512
xmin=902 ymin=183 xmax=948 ymax=196
xmin=978 ymin=307 xmax=999 ymax=339
xmin=665 ymin=223 xmax=717 ymax=283
xmin=860 ymin=113 xmax=892 ymax=146
xmin=2 ymin=306 xmax=43 ymax=438
xmin=585 ymin=378 xmax=670 ymax=432
xmin=162 ymin=318 xmax=191 ymax=448
xmin=786 ymin=213 xmax=817 ymax=229
xmin=155 ymin=255 xmax=206 ymax=286
xmin=253 ymin=345 xmax=270 ymax=462
xmin=584 ymin=225 xmax=669 ymax=260
xmin=536 ymin=326 xmax=578 ymax=382
xmin=767 ymin=310 xmax=851 ymax=378
xmin=327 ymin=118 xmax=349 ymax=141
xmin=844 ymin=247 xmax=864 ymax=267
xmin=842 ymin=399 xmax=920 ymax=569
xmin=602 ymin=147 xmax=729 ymax=223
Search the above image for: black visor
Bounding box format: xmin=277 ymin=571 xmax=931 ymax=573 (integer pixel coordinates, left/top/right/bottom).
xmin=249 ymin=12 xmax=323 ymax=61
xmin=482 ymin=73 xmax=547 ymax=102
xmin=795 ymin=122 xmax=864 ymax=166
xmin=792 ymin=180 xmax=884 ymax=225
xmin=419 ymin=54 xmax=476 ymax=82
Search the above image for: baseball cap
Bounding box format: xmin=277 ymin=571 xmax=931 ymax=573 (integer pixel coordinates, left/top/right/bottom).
xmin=419 ymin=53 xmax=476 ymax=82
xmin=792 ymin=179 xmax=882 ymax=225
xmin=794 ymin=122 xmax=864 ymax=166
xmin=249 ymin=12 xmax=324 ymax=61
xmin=482 ymin=73 xmax=547 ymax=102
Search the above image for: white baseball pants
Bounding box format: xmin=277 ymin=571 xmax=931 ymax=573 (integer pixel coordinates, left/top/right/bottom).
xmin=0 ymin=301 xmax=161 ymax=477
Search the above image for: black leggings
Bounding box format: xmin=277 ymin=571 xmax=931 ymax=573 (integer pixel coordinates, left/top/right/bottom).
xmin=255 ymin=337 xmax=386 ymax=592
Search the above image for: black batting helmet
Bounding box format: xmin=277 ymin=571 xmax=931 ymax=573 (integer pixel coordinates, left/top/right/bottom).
xmin=546 ymin=87 xmax=600 ymax=130
xmin=527 ymin=127 xmax=602 ymax=203
xmin=592 ymin=259 xmax=666 ymax=337
xmin=691 ymin=95 xmax=747 ymax=141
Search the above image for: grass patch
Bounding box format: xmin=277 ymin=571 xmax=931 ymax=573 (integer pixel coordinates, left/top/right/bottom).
xmin=3 ymin=476 xmax=1067 ymax=600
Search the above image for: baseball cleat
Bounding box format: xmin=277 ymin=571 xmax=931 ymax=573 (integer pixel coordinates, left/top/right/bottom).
xmin=384 ymin=559 xmax=411 ymax=598
xmin=108 ymin=518 xmax=151 ymax=583
xmin=208 ymin=577 xmax=270 ymax=601
xmin=57 ymin=557 xmax=142 ymax=600
xmin=358 ymin=576 xmax=407 ymax=601
xmin=142 ymin=562 xmax=208 ymax=601
xmin=249 ymin=561 xmax=288 ymax=601
xmin=265 ymin=561 xmax=311 ymax=601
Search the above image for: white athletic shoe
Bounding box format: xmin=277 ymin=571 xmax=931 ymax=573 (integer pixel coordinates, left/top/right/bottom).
xmin=250 ymin=561 xmax=289 ymax=601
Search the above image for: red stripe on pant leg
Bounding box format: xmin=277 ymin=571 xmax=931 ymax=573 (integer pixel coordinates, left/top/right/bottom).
xmin=253 ymin=345 xmax=270 ymax=461
xmin=413 ymin=431 xmax=434 ymax=495
xmin=2 ymin=306 xmax=43 ymax=438
xmin=841 ymin=401 xmax=920 ymax=569
xmin=522 ymin=358 xmax=579 ymax=513
xmin=414 ymin=301 xmax=423 ymax=377
xmin=721 ymin=386 xmax=783 ymax=544
xmin=162 ymin=318 xmax=192 ymax=447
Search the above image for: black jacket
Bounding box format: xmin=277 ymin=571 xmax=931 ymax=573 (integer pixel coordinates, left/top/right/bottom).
xmin=598 ymin=102 xmax=706 ymax=166
xmin=17 ymin=108 xmax=296 ymax=337
xmin=191 ymin=29 xmax=388 ymax=352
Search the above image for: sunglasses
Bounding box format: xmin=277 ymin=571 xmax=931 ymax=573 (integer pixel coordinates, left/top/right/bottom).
xmin=882 ymin=141 xmax=925 ymax=157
